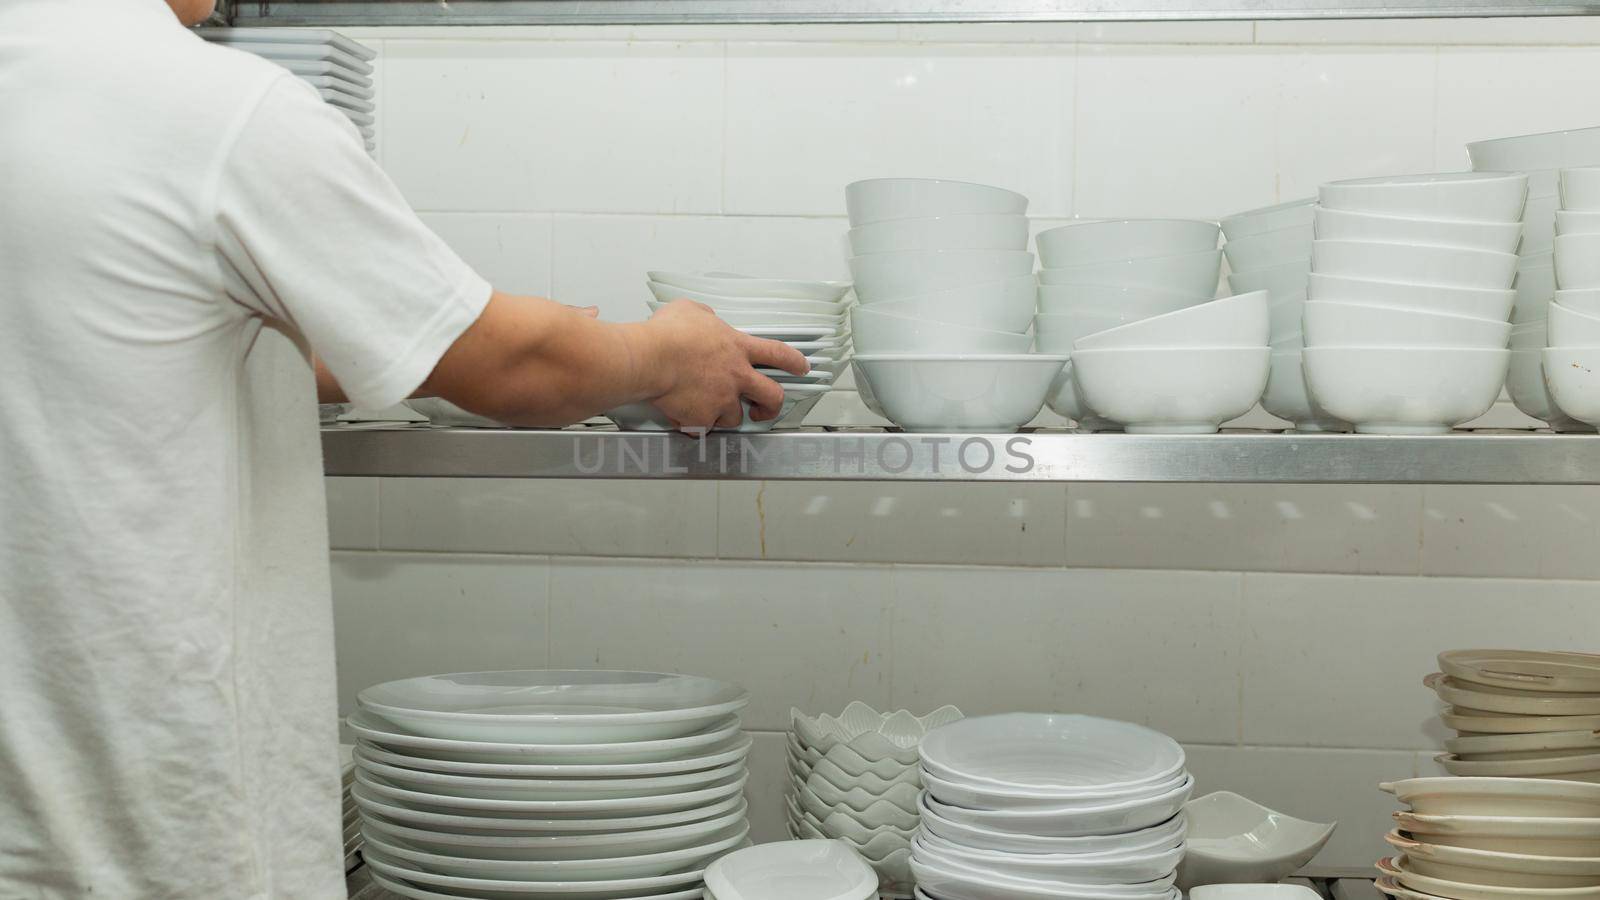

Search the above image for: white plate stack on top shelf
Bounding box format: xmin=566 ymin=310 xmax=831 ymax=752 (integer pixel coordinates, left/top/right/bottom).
xmin=787 ymin=702 xmax=963 ymax=897
xmin=611 ymin=271 xmax=850 ymax=432
xmin=844 ymin=178 xmax=1064 ymax=433
xmin=1301 ymin=172 xmax=1526 ymax=434
xmin=911 ymin=713 xmax=1193 ymax=900
xmin=1469 ymin=125 xmax=1600 ymax=432
xmin=704 ymin=839 xmax=879 ymax=900
xmin=199 ymin=28 xmax=377 ymax=156
xmin=1540 ymin=168 xmax=1600 ymax=426
xmin=346 ymin=670 xmax=753 ymax=900
xmin=1426 ymin=649 xmax=1600 ymax=783
xmin=1035 ymin=218 xmax=1224 ymax=432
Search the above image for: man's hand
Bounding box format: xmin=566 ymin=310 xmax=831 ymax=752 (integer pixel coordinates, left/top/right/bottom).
xmin=635 ymin=300 xmax=810 ymax=431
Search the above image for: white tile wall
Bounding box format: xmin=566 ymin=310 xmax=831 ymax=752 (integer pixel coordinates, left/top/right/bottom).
xmin=418 ymin=213 xmax=554 ymax=296
xmin=1421 ymin=485 xmax=1600 ymax=579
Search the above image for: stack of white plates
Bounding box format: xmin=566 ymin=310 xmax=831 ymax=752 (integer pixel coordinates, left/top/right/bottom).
xmin=1301 ymin=173 xmax=1525 ymax=434
xmin=347 ymin=670 xmax=753 ymax=900
xmin=1378 ymin=776 xmax=1600 ymax=899
xmin=1426 ymin=649 xmax=1600 ymax=782
xmin=1540 ymin=167 xmax=1600 ymax=426
xmin=787 ymin=702 xmax=962 ymax=895
xmin=704 ymin=839 xmax=878 ymax=900
xmin=611 ymin=271 xmax=850 ymax=432
xmin=911 ymin=713 xmax=1193 ymax=900
xmin=1035 ymin=218 xmax=1223 ymax=432
xmin=200 ymin=28 xmax=376 ymax=155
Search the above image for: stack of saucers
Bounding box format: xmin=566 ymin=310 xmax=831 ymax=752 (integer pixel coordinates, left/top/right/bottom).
xmin=1540 ymin=167 xmax=1600 ymax=426
xmin=788 ymin=702 xmax=963 ymax=896
xmin=612 ymin=271 xmax=850 ymax=432
xmin=347 ymin=670 xmax=753 ymax=900
xmin=1303 ymin=173 xmax=1525 ymax=434
xmin=200 ymin=28 xmax=376 ymax=156
xmin=1034 ymin=218 xmax=1223 ymax=431
xmin=844 ymin=178 xmax=1064 ymax=433
xmin=1426 ymin=649 xmax=1600 ymax=783
xmin=912 ymin=713 xmax=1192 ymax=900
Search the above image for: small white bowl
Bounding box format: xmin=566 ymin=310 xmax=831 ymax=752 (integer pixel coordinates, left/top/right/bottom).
xmin=1220 ymin=198 xmax=1316 ymax=241
xmin=1223 ymin=224 xmax=1314 ymax=273
xmin=1302 ymin=301 xmax=1511 ymax=349
xmin=648 ymin=270 xmax=849 ymax=302
xmin=1037 ymin=282 xmax=1209 ymax=319
xmin=1073 ymin=346 xmax=1270 ymax=434
xmin=1470 ymin=127 xmax=1600 ymax=171
xmin=1563 ymin=166 xmax=1600 ymax=211
xmin=1227 ymin=257 xmax=1311 ymax=299
xmin=1036 ymin=218 xmax=1220 ymax=268
xmin=1302 ymin=346 xmax=1509 ymax=434
xmin=1559 ymin=288 xmax=1600 ymax=318
xmin=1545 ymin=347 xmax=1600 ymax=426
xmin=864 ymin=274 xmax=1036 ymax=334
xmin=1311 ymin=239 xmax=1519 ymax=290
xmin=848 ymin=213 xmax=1028 ymax=255
xmin=1383 ymin=776 xmax=1600 ymax=818
xmin=1261 ymin=349 xmax=1351 ymax=432
xmin=1549 ymin=301 xmax=1600 ymax=347
xmin=1307 ymin=272 xmax=1515 ymax=322
xmin=851 ymin=354 xmax=1067 ymax=433
xmin=1318 ymin=172 xmax=1529 ymax=223
xmin=1175 ymin=792 xmax=1335 ymax=891
xmin=1558 ymin=210 xmax=1600 ymax=237
xmin=850 ymin=249 xmax=1035 ymax=302
xmin=1039 ymin=248 xmax=1222 ymax=297
xmin=1508 ymin=347 xmax=1599 ymax=432
xmin=1313 ymin=206 xmax=1523 ymax=254
xmin=851 ymin=306 xmax=1031 ymax=355
xmin=845 ymin=178 xmax=1028 ymax=226
xmin=792 ymin=702 xmax=963 ymax=758
xmin=1556 ymin=233 xmax=1600 ymax=290
xmin=1075 ymin=291 xmax=1269 ymax=351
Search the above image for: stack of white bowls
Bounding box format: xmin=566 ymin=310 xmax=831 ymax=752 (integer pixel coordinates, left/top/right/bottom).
xmin=788 ymin=702 xmax=963 ymax=895
xmin=200 ymin=28 xmax=377 ymax=156
xmin=1034 ymin=218 xmax=1224 ymax=431
xmin=346 ymin=670 xmax=754 ymax=900
xmin=911 ymin=714 xmax=1193 ymax=900
xmin=1540 ymin=167 xmax=1600 ymax=426
xmin=1301 ymin=173 xmax=1526 ymax=434
xmin=1469 ymin=126 xmax=1600 ymax=432
xmin=1378 ymin=776 xmax=1600 ymax=899
xmin=610 ymin=271 xmax=850 ymax=432
xmin=704 ymin=839 xmax=879 ymax=900
xmin=844 ymin=178 xmax=1065 ymax=433
xmin=1426 ymin=649 xmax=1600 ymax=783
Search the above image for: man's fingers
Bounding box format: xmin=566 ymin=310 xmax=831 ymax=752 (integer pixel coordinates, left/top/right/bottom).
xmin=742 ymin=372 xmax=786 ymax=421
xmin=714 ymin=400 xmax=744 ymax=430
xmin=742 ymin=335 xmax=809 ymax=376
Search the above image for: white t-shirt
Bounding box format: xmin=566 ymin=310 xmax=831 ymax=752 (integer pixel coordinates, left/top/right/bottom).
xmin=0 ymin=2 xmax=491 ymax=897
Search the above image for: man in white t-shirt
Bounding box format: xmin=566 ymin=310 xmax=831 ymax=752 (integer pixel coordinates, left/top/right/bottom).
xmin=0 ymin=1 xmax=807 ymax=897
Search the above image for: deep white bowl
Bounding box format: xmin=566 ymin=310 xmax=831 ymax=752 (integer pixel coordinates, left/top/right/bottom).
xmin=846 ymin=178 xmax=1028 ymax=226
xmin=1507 ymin=347 xmax=1598 ymax=432
xmin=1261 ymin=349 xmax=1350 ymax=432
xmin=1302 ymin=346 xmax=1510 ymax=434
xmin=1073 ymin=346 xmax=1270 ymax=434
xmin=1220 ymin=198 xmax=1316 ymax=242
xmin=1223 ymin=225 xmax=1314 ymax=273
xmin=851 ymin=354 xmax=1067 ymax=433
xmin=1556 ymin=233 xmax=1600 ymax=290
xmin=1036 ymin=219 xmax=1220 ymax=268
xmin=1318 ymin=172 xmax=1529 ymax=223
xmin=1074 ymin=291 xmax=1269 ymax=351
xmin=848 ymin=213 xmax=1029 ymax=255
xmin=851 ymin=306 xmax=1032 ymax=355
xmin=849 ymin=249 xmax=1035 ymax=302
xmin=1227 ymin=257 xmax=1311 ymax=299
xmin=865 ymin=274 xmax=1037 ymax=334
xmin=1302 ymin=301 xmax=1511 ymax=349
xmin=1313 ymin=206 xmax=1523 ymax=254
xmin=1470 ymin=127 xmax=1600 ymax=172
xmin=1545 ymin=347 xmax=1600 ymax=426
xmin=921 ymin=775 xmax=1196 ymax=838
xmin=1038 ymin=248 xmax=1222 ymax=297
xmin=1176 ymin=792 xmax=1335 ymax=891
xmin=1037 ymin=282 xmax=1209 ymax=319
xmin=1563 ymin=166 xmax=1600 ymax=211
xmin=1549 ymin=301 xmax=1600 ymax=347
xmin=1558 ymin=210 xmax=1600 ymax=237
xmin=1558 ymin=288 xmax=1600 ymax=318
xmin=1307 ymin=272 xmax=1515 ymax=322
xmin=1311 ymin=240 xmax=1519 ymax=290
xmin=704 ymin=839 xmax=878 ymax=900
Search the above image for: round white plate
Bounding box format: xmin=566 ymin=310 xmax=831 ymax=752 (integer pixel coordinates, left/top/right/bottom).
xmin=348 ymin=709 xmax=745 ymax=767
xmin=353 ymin=750 xmax=744 ymax=801
xmin=353 ymin=768 xmax=747 ymax=817
xmin=351 ymin=781 xmax=745 ymax=835
xmin=362 ymin=821 xmax=748 ymax=880
xmin=355 ymin=733 xmax=752 ymax=778
xmin=364 ymin=846 xmax=717 ymax=897
xmin=919 ymin=713 xmax=1186 ymax=794
xmin=359 ymin=670 xmax=749 ymax=743
xmin=918 ymin=790 xmax=1186 ymax=856
xmin=359 ymin=800 xmax=747 ymax=860
xmin=703 ymin=839 xmax=878 ymax=900
xmin=370 ymin=869 xmax=705 ymax=900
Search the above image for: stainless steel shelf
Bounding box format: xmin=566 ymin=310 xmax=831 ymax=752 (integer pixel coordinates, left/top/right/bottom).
xmin=321 ymin=425 xmax=1600 ymax=484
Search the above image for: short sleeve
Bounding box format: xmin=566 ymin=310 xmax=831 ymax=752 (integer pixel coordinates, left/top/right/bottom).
xmin=212 ymin=75 xmax=492 ymax=409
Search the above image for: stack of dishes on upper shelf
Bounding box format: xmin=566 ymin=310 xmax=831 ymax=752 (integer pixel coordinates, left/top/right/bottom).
xmin=1469 ymin=124 xmax=1600 ymax=432
xmin=1300 ymin=172 xmax=1525 ymax=434
xmin=346 ymin=670 xmax=753 ymax=900
xmin=844 ymin=178 xmax=1064 ymax=433
xmin=1427 ymin=649 xmax=1600 ymax=783
xmin=1540 ymin=167 xmax=1600 ymax=427
xmin=1033 ymin=218 xmax=1233 ymax=432
xmin=199 ymin=28 xmax=377 ymax=155
xmin=703 ymin=839 xmax=879 ymax=900
xmin=610 ymin=270 xmax=851 ymax=432
xmin=1219 ymin=199 xmax=1339 ymax=433
xmin=787 ymin=702 xmax=963 ymax=896
xmin=911 ymin=713 xmax=1192 ymax=900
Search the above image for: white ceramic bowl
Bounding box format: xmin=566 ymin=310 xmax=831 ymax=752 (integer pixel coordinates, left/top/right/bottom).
xmin=851 ymin=354 xmax=1067 ymax=433
xmin=1220 ymin=198 xmax=1317 ymax=242
xmin=1559 ymin=289 xmax=1600 ymax=319
xmin=1302 ymin=301 xmax=1510 ymax=349
xmin=1175 ymin=792 xmax=1335 ymax=891
xmin=1223 ymin=225 xmax=1314 ymax=273
xmin=1508 ymin=347 xmax=1598 ymax=432
xmin=1544 ymin=347 xmax=1600 ymax=426
xmin=850 ymin=307 xmax=1031 ymax=355
xmin=1311 ymin=240 xmax=1519 ymax=290
xmin=917 ymin=792 xmax=1187 ymax=856
xmin=1073 ymin=346 xmax=1270 ymax=434
xmin=1227 ymin=257 xmax=1311 ymax=299
xmin=1396 ymin=812 xmax=1600 ymax=858
xmin=1036 ymin=219 xmax=1220 ymax=268
xmin=1074 ymin=291 xmax=1268 ymax=351
xmin=1318 ymin=172 xmax=1529 ymax=223
xmin=849 ymin=213 xmax=1029 ymax=255
xmin=1313 ymin=206 xmax=1523 ymax=254
xmin=792 ymin=701 xmax=961 ymax=760
xmin=704 ymin=839 xmax=877 ymax=900
xmin=919 ymin=713 xmax=1187 ymax=793
xmin=1307 ymin=273 xmax=1515 ymax=322
xmin=1549 ymin=301 xmax=1600 ymax=346
xmin=863 ymin=274 xmax=1036 ymax=333
xmin=1039 ymin=248 xmax=1223 ymax=297
xmin=1261 ymin=349 xmax=1351 ymax=432
xmin=845 ymin=178 xmax=1029 ymax=226
xmin=914 ymin=831 xmax=1185 ymax=886
xmin=1556 ymin=233 xmax=1600 ymax=289
xmin=648 ymin=270 xmax=850 ymax=302
xmin=1469 ymin=127 xmax=1600 ymax=172
xmin=1558 ymin=210 xmax=1600 ymax=237
xmin=1037 ymin=283 xmax=1209 ymax=319
xmin=1563 ymin=166 xmax=1600 ymax=211
xmin=849 ymin=249 xmax=1035 ymax=302
xmin=921 ymin=775 xmax=1196 ymax=838
xmin=1382 ymin=777 xmax=1600 ymax=817
xmin=1302 ymin=347 xmax=1509 ymax=434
